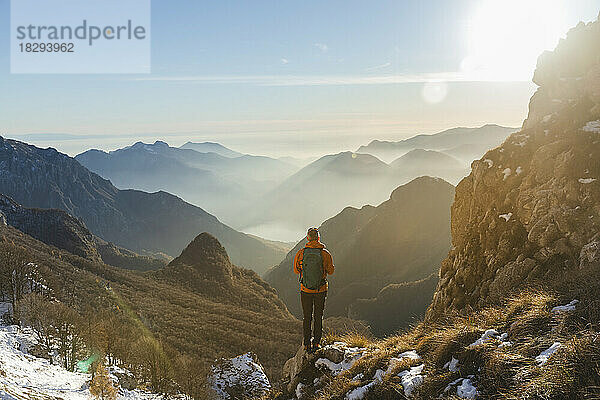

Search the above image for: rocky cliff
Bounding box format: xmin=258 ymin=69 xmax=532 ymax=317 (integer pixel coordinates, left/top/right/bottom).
xmin=0 ymin=194 xmax=165 ymax=270
xmin=428 ymin=17 xmax=600 ymax=319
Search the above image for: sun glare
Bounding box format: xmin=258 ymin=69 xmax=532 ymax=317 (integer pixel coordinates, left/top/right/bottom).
xmin=463 ymin=0 xmax=569 ymax=81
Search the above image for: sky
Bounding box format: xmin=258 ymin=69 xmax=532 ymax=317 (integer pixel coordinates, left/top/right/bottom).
xmin=0 ymin=0 xmax=599 ymax=157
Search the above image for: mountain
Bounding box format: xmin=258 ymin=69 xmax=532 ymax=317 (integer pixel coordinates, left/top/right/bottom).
xmin=357 ymin=124 xmax=517 ymax=163
xmin=348 ymin=273 xmax=438 ymax=337
xmin=0 ymin=220 xmax=300 ymax=393
xmin=390 ymin=149 xmax=468 ymax=184
xmin=239 ymin=152 xmax=406 ymax=233
xmin=0 ymin=194 xmax=165 ymax=271
xmin=76 ymin=141 xmax=299 ymax=225
xmin=0 ymin=137 xmax=287 ymax=274
xmin=264 ymin=176 xmax=454 ymax=332
xmin=179 ymin=141 xmax=243 ymax=158
xmin=270 ymin=17 xmax=600 ymax=400
xmin=277 ymin=156 xmax=318 ymax=168
xmin=427 ymin=17 xmax=600 ymax=319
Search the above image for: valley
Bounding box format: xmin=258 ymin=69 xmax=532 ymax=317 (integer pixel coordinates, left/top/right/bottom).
xmin=1 ymin=6 xmax=599 ymax=400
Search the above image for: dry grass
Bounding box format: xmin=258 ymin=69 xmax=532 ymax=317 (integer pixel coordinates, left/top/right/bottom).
xmin=324 ymin=331 xmax=373 ymax=349
xmin=276 ymin=280 xmax=600 ymax=400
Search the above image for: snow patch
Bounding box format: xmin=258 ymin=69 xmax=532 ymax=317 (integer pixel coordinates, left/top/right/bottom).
xmin=457 ymin=378 xmax=478 ymax=399
xmin=0 ymin=325 xmax=160 ymax=400
xmin=483 ymin=159 xmax=493 ymax=168
xmin=535 ymin=342 xmax=561 ymax=365
xmin=397 ymin=364 xmax=425 ymax=397
xmin=542 ymin=114 xmax=553 ymax=123
xmin=469 ymin=329 xmax=505 ymax=347
xmin=296 ymin=382 xmax=305 ymax=399
xmin=345 ymin=369 xmax=385 ymax=400
xmin=444 ymin=357 xmax=459 ymax=372
xmin=210 ymin=352 xmax=270 ymax=399
xmin=552 ymin=300 xmax=578 ymax=313
xmin=315 ymin=342 xmax=366 ymax=375
xmin=515 ymin=166 xmax=523 ymax=175
xmin=579 ymin=178 xmax=596 ymax=184
xmin=351 ymin=373 xmax=364 ymax=382
xmin=582 ymin=120 xmax=600 ymax=133
xmin=502 ymin=168 xmax=512 ymax=180
xmin=344 ymin=351 xmax=421 ymax=399
xmin=499 ymin=213 xmax=513 ymax=222
xmin=396 ymin=350 xmax=421 ymax=361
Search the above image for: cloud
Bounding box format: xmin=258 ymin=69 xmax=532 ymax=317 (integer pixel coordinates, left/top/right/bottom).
xmin=132 ymin=71 xmax=525 ymax=86
xmin=365 ymin=62 xmax=392 ymax=72
xmin=280 ymin=58 xmax=289 ymax=65
xmin=314 ymin=42 xmax=328 ymax=52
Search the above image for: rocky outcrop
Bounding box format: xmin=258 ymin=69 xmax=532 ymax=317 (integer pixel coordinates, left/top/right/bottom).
xmin=282 ymin=343 xmax=368 ymax=398
xmin=524 ymin=19 xmax=600 ymax=129
xmin=210 ymin=352 xmax=271 ymax=400
xmin=0 ymin=193 xmax=100 ymax=260
xmin=428 ymin=16 xmax=600 ymax=319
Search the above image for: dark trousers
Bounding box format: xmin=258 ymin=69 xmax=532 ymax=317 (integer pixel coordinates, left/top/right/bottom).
xmin=301 ymin=291 xmax=327 ymax=346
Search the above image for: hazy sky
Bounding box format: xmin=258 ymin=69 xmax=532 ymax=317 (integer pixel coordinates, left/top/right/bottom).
xmin=1 ymin=0 xmax=598 ymax=157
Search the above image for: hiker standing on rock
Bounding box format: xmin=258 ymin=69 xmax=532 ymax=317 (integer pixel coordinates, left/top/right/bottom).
xmin=294 ymin=227 xmax=335 ymax=353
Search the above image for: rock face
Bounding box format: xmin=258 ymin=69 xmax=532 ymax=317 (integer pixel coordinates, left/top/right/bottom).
xmin=428 ymin=17 xmax=600 ymax=319
xmin=210 ymin=352 xmax=271 ymax=400
xmin=0 ymin=194 xmax=165 ymax=271
xmin=283 ymin=346 xmax=313 ymax=393
xmin=0 ymin=193 xmax=100 ymax=260
xmin=0 ymin=137 xmax=287 ymax=274
xmin=281 ymin=342 xmax=369 ymax=398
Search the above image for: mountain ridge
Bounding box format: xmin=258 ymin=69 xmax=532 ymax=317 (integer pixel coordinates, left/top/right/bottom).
xmin=0 ymin=136 xmax=286 ymax=274
xmin=357 ymin=124 xmax=518 ymax=163
xmin=265 ymin=176 xmax=454 ymax=331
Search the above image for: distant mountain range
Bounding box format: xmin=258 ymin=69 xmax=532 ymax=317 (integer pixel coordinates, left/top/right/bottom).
xmin=357 ymin=124 xmax=517 ymax=163
xmin=0 ymin=137 xmax=288 ymax=274
xmin=239 ymin=151 xmax=462 ymax=234
xmin=390 ymin=149 xmax=468 ymax=183
xmin=179 ymin=141 xmax=243 ymax=158
xmin=76 ymin=141 xmax=299 ymax=225
xmin=71 ymin=126 xmax=510 ymax=239
xmin=264 ymin=176 xmax=454 ymax=334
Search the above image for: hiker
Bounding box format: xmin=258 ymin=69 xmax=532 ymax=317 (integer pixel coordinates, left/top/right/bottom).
xmin=294 ymin=227 xmax=334 ymax=353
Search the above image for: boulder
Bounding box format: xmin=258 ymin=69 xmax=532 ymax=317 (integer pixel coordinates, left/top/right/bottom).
xmin=283 ymin=346 xmax=313 ymax=393
xmin=209 ymin=352 xmax=271 ymax=400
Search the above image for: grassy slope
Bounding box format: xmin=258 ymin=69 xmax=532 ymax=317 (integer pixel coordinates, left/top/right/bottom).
xmin=269 ymin=265 xmax=600 ymax=399
xmin=0 ymin=223 xmax=301 ymax=381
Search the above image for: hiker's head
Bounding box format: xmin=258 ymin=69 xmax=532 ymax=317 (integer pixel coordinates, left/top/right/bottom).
xmin=307 ymin=227 xmax=319 ymax=241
